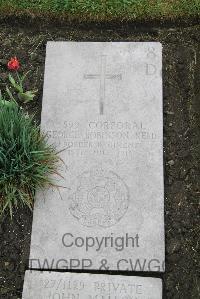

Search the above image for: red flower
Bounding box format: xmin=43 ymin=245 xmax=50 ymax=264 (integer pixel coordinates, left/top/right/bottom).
xmin=7 ymin=57 xmax=20 ymax=71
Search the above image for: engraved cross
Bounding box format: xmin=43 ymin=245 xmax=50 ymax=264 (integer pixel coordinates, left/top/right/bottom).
xmin=84 ymin=55 xmax=122 ymax=115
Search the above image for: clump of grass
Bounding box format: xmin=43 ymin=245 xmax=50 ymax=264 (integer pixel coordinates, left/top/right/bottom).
xmin=0 ymin=101 xmax=60 ymax=218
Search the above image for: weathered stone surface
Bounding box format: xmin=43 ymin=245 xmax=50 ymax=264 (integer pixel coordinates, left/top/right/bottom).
xmin=22 ymin=270 xmax=162 ymax=299
xmin=29 ymin=42 xmax=164 ymax=271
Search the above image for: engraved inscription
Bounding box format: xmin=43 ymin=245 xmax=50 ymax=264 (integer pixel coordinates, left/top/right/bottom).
xmin=39 ymin=278 xmax=147 ymax=299
xmin=45 ymin=120 xmax=158 ymax=158
xmin=146 ymin=47 xmax=157 ymax=75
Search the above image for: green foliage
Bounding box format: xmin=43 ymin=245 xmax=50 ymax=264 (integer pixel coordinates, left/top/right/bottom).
xmin=0 ymin=101 xmax=60 ymax=218
xmin=7 ymin=72 xmax=37 ymax=103
xmin=0 ymin=0 xmax=199 ymax=21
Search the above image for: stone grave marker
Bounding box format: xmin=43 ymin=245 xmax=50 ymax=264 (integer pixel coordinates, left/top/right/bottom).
xmin=22 ymin=271 xmax=163 ymax=299
xmin=29 ymin=42 xmax=165 ymax=272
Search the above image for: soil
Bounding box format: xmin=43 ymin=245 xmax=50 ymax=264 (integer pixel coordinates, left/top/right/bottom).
xmin=0 ymin=19 xmax=199 ymax=299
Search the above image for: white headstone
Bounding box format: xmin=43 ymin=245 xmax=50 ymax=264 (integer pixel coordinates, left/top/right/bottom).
xmin=22 ymin=271 xmax=163 ymax=299
xmin=29 ymin=42 xmax=164 ymax=272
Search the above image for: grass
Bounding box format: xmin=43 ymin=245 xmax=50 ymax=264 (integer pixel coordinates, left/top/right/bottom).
xmin=0 ymin=101 xmax=60 ymax=218
xmin=0 ymin=0 xmax=199 ymax=22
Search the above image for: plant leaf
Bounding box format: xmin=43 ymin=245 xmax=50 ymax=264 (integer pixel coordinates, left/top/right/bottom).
xmin=9 ymin=74 xmax=23 ymax=93
xmin=18 ymin=91 xmax=36 ymax=103
xmin=6 ymin=86 xmax=15 ymax=101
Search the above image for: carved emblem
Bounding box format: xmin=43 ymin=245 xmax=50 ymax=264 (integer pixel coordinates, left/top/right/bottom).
xmin=69 ymin=167 xmax=129 ymax=227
